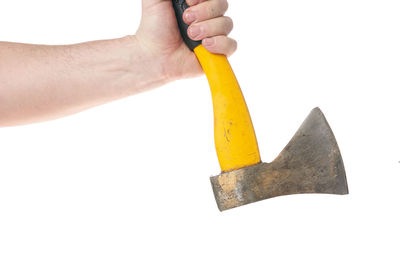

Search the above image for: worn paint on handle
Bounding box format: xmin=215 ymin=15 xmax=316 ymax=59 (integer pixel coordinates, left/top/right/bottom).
xmin=194 ymin=45 xmax=261 ymax=172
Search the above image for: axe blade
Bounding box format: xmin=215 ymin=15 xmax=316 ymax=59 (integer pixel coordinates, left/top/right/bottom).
xmin=210 ymin=108 xmax=348 ymax=211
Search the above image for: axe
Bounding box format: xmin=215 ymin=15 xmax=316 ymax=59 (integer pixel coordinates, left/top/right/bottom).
xmin=172 ymin=0 xmax=349 ymax=211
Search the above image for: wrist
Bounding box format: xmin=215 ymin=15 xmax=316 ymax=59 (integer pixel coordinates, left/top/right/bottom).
xmin=122 ymin=35 xmax=175 ymax=89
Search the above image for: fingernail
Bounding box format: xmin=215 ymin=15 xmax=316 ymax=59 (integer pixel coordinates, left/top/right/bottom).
xmin=184 ymin=11 xmax=196 ymax=24
xmin=189 ymin=26 xmax=201 ymax=39
xmin=203 ymin=38 xmax=215 ymax=47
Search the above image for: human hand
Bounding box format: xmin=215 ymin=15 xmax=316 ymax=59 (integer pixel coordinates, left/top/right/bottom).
xmin=135 ymin=0 xmax=236 ymax=81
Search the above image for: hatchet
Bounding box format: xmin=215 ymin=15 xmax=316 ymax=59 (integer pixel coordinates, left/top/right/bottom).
xmin=172 ymin=0 xmax=349 ymax=211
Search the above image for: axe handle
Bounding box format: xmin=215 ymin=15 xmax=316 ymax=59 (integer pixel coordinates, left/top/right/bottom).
xmin=172 ymin=0 xmax=261 ymax=172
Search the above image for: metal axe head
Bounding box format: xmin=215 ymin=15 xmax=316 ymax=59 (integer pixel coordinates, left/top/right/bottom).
xmin=210 ymin=108 xmax=348 ymax=211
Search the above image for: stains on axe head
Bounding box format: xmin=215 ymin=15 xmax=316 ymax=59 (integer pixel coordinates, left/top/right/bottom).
xmin=210 ymin=108 xmax=349 ymax=211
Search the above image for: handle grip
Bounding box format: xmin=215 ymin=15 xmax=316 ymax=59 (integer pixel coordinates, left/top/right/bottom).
xmin=172 ymin=0 xmax=261 ymax=172
xmin=172 ymin=0 xmax=202 ymax=51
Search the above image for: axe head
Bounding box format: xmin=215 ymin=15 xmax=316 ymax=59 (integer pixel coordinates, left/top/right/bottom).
xmin=210 ymin=108 xmax=348 ymax=211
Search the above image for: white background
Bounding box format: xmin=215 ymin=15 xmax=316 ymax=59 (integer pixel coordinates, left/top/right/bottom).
xmin=1 ymin=0 xmax=399 ymax=266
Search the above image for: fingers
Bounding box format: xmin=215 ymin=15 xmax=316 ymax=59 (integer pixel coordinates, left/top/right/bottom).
xmin=202 ymin=36 xmax=237 ymax=56
xmin=183 ymin=0 xmax=229 ymax=24
xmin=182 ymin=0 xmax=236 ymax=56
xmin=187 ymin=16 xmax=233 ymax=41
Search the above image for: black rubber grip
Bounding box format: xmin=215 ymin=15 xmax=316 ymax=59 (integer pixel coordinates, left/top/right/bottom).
xmin=172 ymin=0 xmax=202 ymax=51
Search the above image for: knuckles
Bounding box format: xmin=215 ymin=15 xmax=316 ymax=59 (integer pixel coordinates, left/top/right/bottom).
xmin=225 ymin=16 xmax=233 ymax=32
xmin=197 ymin=0 xmax=229 ymax=19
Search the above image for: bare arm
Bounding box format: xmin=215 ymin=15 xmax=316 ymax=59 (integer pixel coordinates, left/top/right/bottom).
xmin=0 ymin=0 xmax=235 ymax=126
xmin=0 ymin=37 xmax=169 ymax=126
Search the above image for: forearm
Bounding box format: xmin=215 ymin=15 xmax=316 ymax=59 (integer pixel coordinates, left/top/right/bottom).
xmin=0 ymin=36 xmax=169 ymax=126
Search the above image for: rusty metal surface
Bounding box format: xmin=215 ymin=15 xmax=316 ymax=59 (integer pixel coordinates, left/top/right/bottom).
xmin=210 ymin=108 xmax=348 ymax=211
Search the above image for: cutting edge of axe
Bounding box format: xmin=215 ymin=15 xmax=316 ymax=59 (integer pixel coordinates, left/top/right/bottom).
xmin=172 ymin=0 xmax=349 ymax=211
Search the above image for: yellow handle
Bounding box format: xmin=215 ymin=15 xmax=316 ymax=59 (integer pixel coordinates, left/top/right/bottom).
xmin=194 ymin=45 xmax=261 ymax=172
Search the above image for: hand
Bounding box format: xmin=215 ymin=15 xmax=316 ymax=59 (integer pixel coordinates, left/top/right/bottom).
xmin=135 ymin=0 xmax=236 ymax=81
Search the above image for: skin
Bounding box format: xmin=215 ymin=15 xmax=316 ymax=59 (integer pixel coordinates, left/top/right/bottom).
xmin=0 ymin=0 xmax=236 ymax=127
